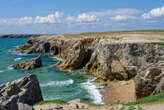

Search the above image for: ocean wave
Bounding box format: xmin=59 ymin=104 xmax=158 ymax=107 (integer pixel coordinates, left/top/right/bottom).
xmin=53 ymin=56 xmax=63 ymax=61
xmin=7 ymin=66 xmax=14 ymax=70
xmin=0 ymin=70 xmax=4 ymax=73
xmin=81 ymin=79 xmax=104 ymax=104
xmin=14 ymin=57 xmax=22 ymax=61
xmin=40 ymin=79 xmax=74 ymax=87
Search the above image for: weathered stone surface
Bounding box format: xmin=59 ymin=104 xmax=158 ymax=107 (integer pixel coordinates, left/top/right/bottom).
xmin=17 ymin=35 xmax=164 ymax=81
xmin=134 ymin=64 xmax=164 ymax=99
xmin=0 ymin=74 xmax=43 ymax=110
xmin=12 ymin=56 xmax=42 ymax=70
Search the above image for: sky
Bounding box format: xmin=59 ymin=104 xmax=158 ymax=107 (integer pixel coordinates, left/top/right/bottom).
xmin=0 ymin=0 xmax=164 ymax=34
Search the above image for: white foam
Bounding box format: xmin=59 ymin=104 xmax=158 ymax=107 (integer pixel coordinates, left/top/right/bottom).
xmin=40 ymin=79 xmax=74 ymax=87
xmin=7 ymin=66 xmax=14 ymax=70
xmin=53 ymin=56 xmax=63 ymax=61
xmin=81 ymin=79 xmax=104 ymax=104
xmin=14 ymin=57 xmax=22 ymax=61
xmin=0 ymin=70 xmax=4 ymax=73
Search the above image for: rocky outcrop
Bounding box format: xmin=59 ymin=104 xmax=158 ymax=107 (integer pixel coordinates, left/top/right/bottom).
xmin=12 ymin=56 xmax=42 ymax=70
xmin=84 ymin=41 xmax=164 ymax=81
xmin=0 ymin=74 xmax=43 ymax=110
xmin=134 ymin=63 xmax=164 ymax=99
xmin=17 ymin=35 xmax=164 ymax=82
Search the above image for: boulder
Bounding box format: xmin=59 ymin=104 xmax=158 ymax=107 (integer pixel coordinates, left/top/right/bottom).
xmin=0 ymin=74 xmax=43 ymax=110
xmin=12 ymin=56 xmax=42 ymax=70
xmin=134 ymin=64 xmax=164 ymax=99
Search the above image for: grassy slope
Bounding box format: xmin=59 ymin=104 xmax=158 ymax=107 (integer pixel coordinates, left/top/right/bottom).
xmin=63 ymin=30 xmax=164 ymax=37
xmin=127 ymin=92 xmax=164 ymax=106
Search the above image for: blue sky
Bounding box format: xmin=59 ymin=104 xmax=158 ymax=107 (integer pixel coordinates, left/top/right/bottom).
xmin=0 ymin=0 xmax=164 ymax=34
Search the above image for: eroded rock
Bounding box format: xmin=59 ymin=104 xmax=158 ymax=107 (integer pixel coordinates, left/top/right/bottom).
xmin=134 ymin=64 xmax=164 ymax=99
xmin=12 ymin=56 xmax=42 ymax=70
xmin=0 ymin=74 xmax=43 ymax=110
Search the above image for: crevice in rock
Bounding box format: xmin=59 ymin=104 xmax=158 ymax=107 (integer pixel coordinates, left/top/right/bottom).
xmin=80 ymin=49 xmax=93 ymax=68
xmin=43 ymin=42 xmax=50 ymax=53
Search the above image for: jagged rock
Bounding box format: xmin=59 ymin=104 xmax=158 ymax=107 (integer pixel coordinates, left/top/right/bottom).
xmin=0 ymin=74 xmax=43 ymax=110
xmin=17 ymin=35 xmax=164 ymax=81
xmin=12 ymin=56 xmax=42 ymax=70
xmin=134 ymin=64 xmax=164 ymax=99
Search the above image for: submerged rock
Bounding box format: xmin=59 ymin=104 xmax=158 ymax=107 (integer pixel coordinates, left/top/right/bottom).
xmin=12 ymin=56 xmax=42 ymax=70
xmin=134 ymin=63 xmax=164 ymax=99
xmin=0 ymin=74 xmax=43 ymax=110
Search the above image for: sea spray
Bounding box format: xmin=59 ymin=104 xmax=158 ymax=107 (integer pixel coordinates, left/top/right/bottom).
xmin=14 ymin=57 xmax=22 ymax=61
xmin=40 ymin=79 xmax=74 ymax=87
xmin=81 ymin=79 xmax=104 ymax=104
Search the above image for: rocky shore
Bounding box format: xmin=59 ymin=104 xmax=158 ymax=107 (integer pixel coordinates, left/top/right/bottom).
xmin=12 ymin=56 xmax=42 ymax=70
xmin=16 ymin=32 xmax=164 ymax=102
xmin=0 ymin=74 xmax=43 ymax=110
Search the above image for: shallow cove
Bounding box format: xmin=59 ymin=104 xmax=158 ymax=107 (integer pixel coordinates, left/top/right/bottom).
xmin=0 ymin=38 xmax=103 ymax=104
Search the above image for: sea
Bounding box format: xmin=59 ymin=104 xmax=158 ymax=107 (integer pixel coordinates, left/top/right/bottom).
xmin=0 ymin=38 xmax=103 ymax=104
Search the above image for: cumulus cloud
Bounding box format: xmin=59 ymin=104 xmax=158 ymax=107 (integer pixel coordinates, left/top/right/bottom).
xmin=77 ymin=13 xmax=98 ymax=23
xmin=112 ymin=15 xmax=137 ymax=21
xmin=87 ymin=8 xmax=139 ymax=17
xmin=142 ymin=6 xmax=164 ymax=19
xmin=66 ymin=16 xmax=75 ymax=23
xmin=65 ymin=8 xmax=138 ymax=24
xmin=18 ymin=16 xmax=33 ymax=24
xmin=0 ymin=11 xmax=63 ymax=25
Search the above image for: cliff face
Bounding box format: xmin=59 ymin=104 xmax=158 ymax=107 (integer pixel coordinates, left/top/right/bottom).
xmin=85 ymin=40 xmax=164 ymax=81
xmin=17 ymin=35 xmax=164 ymax=82
xmin=0 ymin=74 xmax=43 ymax=110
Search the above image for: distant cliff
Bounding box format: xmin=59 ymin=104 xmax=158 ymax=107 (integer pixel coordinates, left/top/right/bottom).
xmin=0 ymin=34 xmax=40 ymax=38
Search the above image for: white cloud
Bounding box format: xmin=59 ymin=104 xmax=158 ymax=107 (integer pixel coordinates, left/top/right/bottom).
xmin=0 ymin=11 xmax=63 ymax=25
xmin=66 ymin=16 xmax=75 ymax=23
xmin=35 ymin=12 xmax=63 ymax=23
xmin=142 ymin=6 xmax=164 ymax=19
xmin=112 ymin=15 xmax=137 ymax=21
xmin=87 ymin=8 xmax=139 ymax=17
xmin=18 ymin=16 xmax=33 ymax=24
xmin=77 ymin=13 xmax=98 ymax=23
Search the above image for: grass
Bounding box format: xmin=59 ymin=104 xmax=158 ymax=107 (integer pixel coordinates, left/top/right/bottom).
xmin=34 ymin=99 xmax=67 ymax=105
xmin=146 ymin=42 xmax=164 ymax=46
xmin=63 ymin=30 xmax=164 ymax=38
xmin=127 ymin=92 xmax=164 ymax=106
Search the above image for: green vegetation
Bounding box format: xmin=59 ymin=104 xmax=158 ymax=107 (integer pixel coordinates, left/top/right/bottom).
xmin=34 ymin=99 xmax=67 ymax=105
xmin=111 ymin=37 xmax=120 ymax=40
xmin=146 ymin=42 xmax=164 ymax=46
xmin=127 ymin=92 xmax=164 ymax=106
xmin=23 ymin=85 xmax=27 ymax=89
xmin=64 ymin=30 xmax=164 ymax=37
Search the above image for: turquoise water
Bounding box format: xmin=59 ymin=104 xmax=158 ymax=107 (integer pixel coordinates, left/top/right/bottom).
xmin=0 ymin=38 xmax=103 ymax=104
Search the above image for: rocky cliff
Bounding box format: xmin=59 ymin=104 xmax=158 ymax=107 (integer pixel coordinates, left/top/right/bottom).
xmin=0 ymin=74 xmax=43 ymax=110
xmin=0 ymin=34 xmax=40 ymax=38
xmin=17 ymin=32 xmax=164 ymax=99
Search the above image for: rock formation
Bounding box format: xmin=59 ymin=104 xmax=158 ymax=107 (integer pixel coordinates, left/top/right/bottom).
xmin=12 ymin=56 xmax=42 ymax=70
xmin=135 ymin=63 xmax=164 ymax=99
xmin=17 ymin=35 xmax=164 ymax=80
xmin=17 ymin=33 xmax=164 ymax=99
xmin=0 ymin=74 xmax=43 ymax=110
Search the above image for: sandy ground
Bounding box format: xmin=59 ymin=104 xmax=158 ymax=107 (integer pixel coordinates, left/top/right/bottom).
xmin=139 ymin=103 xmax=164 ymax=110
xmin=102 ymin=79 xmax=136 ymax=104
